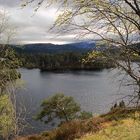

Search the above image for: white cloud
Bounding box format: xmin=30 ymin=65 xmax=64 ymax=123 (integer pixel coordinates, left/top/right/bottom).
xmin=0 ymin=0 xmax=100 ymax=44
xmin=0 ymin=0 xmax=81 ymax=44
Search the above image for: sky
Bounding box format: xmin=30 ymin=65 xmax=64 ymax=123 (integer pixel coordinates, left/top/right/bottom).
xmin=0 ymin=0 xmax=84 ymax=44
xmin=0 ymin=0 xmax=139 ymax=45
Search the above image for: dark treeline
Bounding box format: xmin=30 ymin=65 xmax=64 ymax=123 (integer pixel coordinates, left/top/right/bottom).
xmin=17 ymin=52 xmax=113 ymax=71
xmin=11 ymin=42 xmax=140 ymax=71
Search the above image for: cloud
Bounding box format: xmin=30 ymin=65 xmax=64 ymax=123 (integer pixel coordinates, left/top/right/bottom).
xmin=0 ymin=0 xmax=83 ymax=44
xmin=0 ymin=0 xmax=100 ymax=44
xmin=0 ymin=0 xmax=20 ymax=7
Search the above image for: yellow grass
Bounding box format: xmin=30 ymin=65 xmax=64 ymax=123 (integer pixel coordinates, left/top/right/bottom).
xmin=77 ymin=118 xmax=140 ymax=140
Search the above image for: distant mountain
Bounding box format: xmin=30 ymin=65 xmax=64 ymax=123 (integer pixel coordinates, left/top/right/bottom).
xmin=12 ymin=41 xmax=96 ymax=54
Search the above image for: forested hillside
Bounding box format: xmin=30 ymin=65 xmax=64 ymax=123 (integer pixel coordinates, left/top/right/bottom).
xmin=12 ymin=41 xmax=96 ymax=54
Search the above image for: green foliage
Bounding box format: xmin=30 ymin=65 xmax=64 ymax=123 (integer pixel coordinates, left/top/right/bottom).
xmin=0 ymin=46 xmax=20 ymax=68
xmin=82 ymin=51 xmax=105 ymax=63
xmin=36 ymin=93 xmax=81 ymax=124
xmin=0 ymin=45 xmax=21 ymax=139
xmin=0 ymin=94 xmax=15 ymax=139
xmin=0 ymin=46 xmax=21 ymax=139
xmin=0 ymin=45 xmax=21 ymax=91
xmin=0 ymin=12 xmax=22 ymax=139
xmin=16 ymin=51 xmax=113 ymax=71
xmin=78 ymin=111 xmax=93 ymax=120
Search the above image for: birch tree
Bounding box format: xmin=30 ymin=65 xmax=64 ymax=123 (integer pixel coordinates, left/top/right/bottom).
xmin=0 ymin=10 xmax=26 ymax=140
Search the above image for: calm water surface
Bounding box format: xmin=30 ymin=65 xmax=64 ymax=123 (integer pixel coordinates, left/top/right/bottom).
xmin=17 ymin=68 xmax=129 ymax=134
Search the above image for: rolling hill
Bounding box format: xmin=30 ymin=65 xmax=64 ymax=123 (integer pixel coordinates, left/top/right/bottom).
xmin=11 ymin=41 xmax=96 ymax=54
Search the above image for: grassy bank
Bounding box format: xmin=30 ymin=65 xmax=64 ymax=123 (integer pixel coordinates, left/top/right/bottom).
xmin=78 ymin=118 xmax=140 ymax=140
xmin=18 ymin=108 xmax=140 ymax=140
